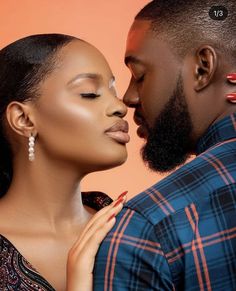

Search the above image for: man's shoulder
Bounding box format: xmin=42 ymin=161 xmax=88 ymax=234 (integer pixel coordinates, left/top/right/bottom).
xmin=125 ymin=142 xmax=236 ymax=225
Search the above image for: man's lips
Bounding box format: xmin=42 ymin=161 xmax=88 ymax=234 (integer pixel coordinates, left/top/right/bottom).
xmin=133 ymin=114 xmax=143 ymax=126
xmin=137 ymin=124 xmax=148 ymax=138
xmin=105 ymin=120 xmax=130 ymax=144
xmin=134 ymin=112 xmax=148 ymax=138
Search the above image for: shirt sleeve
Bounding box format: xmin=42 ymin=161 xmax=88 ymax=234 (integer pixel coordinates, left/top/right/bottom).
xmin=93 ymin=207 xmax=174 ymax=291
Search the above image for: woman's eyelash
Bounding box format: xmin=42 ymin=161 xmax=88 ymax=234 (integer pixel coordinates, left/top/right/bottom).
xmin=80 ymin=93 xmax=101 ymax=98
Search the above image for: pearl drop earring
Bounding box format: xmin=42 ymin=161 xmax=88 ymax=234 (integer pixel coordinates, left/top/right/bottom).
xmin=28 ymin=135 xmax=35 ymax=161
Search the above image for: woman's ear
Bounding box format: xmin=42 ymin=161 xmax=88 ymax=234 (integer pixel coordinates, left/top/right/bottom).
xmin=6 ymin=101 xmax=36 ymax=137
xmin=194 ymin=45 xmax=217 ymax=92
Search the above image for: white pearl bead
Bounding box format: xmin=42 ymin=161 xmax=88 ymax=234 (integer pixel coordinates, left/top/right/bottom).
xmin=29 ymin=148 xmax=34 ymax=153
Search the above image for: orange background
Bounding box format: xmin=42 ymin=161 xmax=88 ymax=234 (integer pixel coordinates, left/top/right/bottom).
xmin=0 ymin=0 xmax=165 ymax=199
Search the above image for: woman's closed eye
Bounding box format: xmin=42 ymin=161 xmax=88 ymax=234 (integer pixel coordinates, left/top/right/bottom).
xmin=80 ymin=93 xmax=101 ymax=98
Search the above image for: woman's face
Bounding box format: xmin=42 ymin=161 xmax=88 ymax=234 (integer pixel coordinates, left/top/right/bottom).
xmin=32 ymin=40 xmax=129 ymax=173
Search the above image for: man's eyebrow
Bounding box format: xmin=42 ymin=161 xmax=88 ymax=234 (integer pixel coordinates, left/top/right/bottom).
xmin=67 ymin=73 xmax=102 ymax=86
xmin=124 ymin=55 xmax=142 ymax=66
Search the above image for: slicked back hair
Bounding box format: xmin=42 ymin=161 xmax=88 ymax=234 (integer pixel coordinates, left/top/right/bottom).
xmin=0 ymin=34 xmax=77 ymax=196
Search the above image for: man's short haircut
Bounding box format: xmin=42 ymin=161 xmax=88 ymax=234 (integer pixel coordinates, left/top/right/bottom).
xmin=135 ymin=0 xmax=236 ymax=61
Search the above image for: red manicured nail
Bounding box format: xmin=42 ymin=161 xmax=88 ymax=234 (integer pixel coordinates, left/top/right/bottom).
xmin=226 ymin=73 xmax=236 ymax=81
xmin=108 ymin=213 xmax=116 ymax=222
xmin=113 ymin=198 xmax=124 ymax=208
xmin=226 ymin=93 xmax=236 ymax=99
xmin=117 ymin=191 xmax=128 ymax=200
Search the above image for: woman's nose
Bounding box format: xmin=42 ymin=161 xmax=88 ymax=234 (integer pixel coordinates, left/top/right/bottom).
xmin=107 ymin=97 xmax=128 ymax=118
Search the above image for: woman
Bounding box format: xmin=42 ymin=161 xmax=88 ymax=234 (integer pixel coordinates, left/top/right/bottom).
xmin=0 ymin=34 xmax=129 ymax=290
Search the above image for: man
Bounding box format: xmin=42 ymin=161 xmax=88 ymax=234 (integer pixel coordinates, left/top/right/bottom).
xmin=94 ymin=0 xmax=236 ymax=290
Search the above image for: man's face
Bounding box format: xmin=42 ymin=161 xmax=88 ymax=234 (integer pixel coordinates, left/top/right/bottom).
xmin=124 ymin=20 xmax=194 ymax=172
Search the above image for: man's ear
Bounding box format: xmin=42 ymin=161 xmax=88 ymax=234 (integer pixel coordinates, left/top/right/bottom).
xmin=194 ymin=45 xmax=217 ymax=92
xmin=6 ymin=101 xmax=36 ymax=137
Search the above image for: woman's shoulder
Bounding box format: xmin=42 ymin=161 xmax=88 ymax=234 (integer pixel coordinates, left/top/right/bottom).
xmin=82 ymin=191 xmax=113 ymax=211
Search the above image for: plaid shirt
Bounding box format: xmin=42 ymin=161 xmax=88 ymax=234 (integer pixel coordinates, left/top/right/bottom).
xmin=94 ymin=114 xmax=236 ymax=291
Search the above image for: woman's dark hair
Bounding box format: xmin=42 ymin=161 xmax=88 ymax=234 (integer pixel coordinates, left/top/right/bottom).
xmin=0 ymin=33 xmax=77 ymax=197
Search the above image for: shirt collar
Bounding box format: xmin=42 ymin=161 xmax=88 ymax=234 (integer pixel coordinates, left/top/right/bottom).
xmin=196 ymin=113 xmax=236 ymax=155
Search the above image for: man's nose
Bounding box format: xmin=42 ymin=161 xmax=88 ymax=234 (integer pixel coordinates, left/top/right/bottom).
xmin=123 ymin=86 xmax=140 ymax=108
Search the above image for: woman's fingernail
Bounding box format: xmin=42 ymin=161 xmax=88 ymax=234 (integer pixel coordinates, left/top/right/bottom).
xmin=108 ymin=213 xmax=116 ymax=222
xmin=226 ymin=93 xmax=236 ymax=103
xmin=226 ymin=93 xmax=236 ymax=99
xmin=113 ymin=197 xmax=124 ymax=208
xmin=117 ymin=191 xmax=128 ymax=200
xmin=226 ymin=73 xmax=236 ymax=81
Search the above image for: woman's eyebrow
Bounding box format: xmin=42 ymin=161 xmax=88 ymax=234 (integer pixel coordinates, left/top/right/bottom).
xmin=67 ymin=73 xmax=102 ymax=86
xmin=109 ymin=76 xmax=116 ymax=88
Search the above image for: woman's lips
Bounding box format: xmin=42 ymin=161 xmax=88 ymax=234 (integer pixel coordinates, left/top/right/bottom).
xmin=105 ymin=131 xmax=130 ymax=143
xmin=105 ymin=120 xmax=130 ymax=144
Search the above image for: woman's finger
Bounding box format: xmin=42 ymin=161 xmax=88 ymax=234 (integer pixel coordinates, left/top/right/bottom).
xmin=67 ymin=193 xmax=127 ymax=281
xmin=69 ymin=214 xmax=117 ymax=270
xmin=77 ymin=191 xmax=127 ymax=241
xmin=66 ymin=191 xmax=127 ymax=291
xmin=71 ymin=193 xmax=127 ymax=251
xmin=66 ymin=215 xmax=118 ymax=291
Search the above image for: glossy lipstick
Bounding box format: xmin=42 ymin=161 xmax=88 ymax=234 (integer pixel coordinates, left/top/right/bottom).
xmin=105 ymin=120 xmax=130 ymax=144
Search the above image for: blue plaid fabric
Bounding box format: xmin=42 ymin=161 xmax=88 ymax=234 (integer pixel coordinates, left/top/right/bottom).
xmin=94 ymin=114 xmax=236 ymax=291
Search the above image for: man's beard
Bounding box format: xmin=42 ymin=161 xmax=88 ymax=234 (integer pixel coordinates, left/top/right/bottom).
xmin=141 ymin=75 xmax=194 ymax=173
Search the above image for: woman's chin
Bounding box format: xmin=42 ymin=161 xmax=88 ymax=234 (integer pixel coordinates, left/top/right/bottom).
xmin=107 ymin=155 xmax=128 ymax=169
xmin=95 ymin=152 xmax=128 ymax=172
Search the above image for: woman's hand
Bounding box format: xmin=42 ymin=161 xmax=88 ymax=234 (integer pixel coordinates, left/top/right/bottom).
xmin=66 ymin=191 xmax=127 ymax=291
xmin=226 ymin=73 xmax=236 ymax=103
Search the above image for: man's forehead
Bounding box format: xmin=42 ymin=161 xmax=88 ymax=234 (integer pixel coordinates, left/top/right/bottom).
xmin=125 ymin=20 xmax=153 ymax=61
xmin=126 ymin=20 xmax=152 ymax=49
xmin=125 ymin=20 xmax=162 ymax=65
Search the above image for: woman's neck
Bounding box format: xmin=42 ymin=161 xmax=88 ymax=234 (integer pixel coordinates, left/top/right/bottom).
xmin=1 ymin=155 xmax=91 ymax=234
